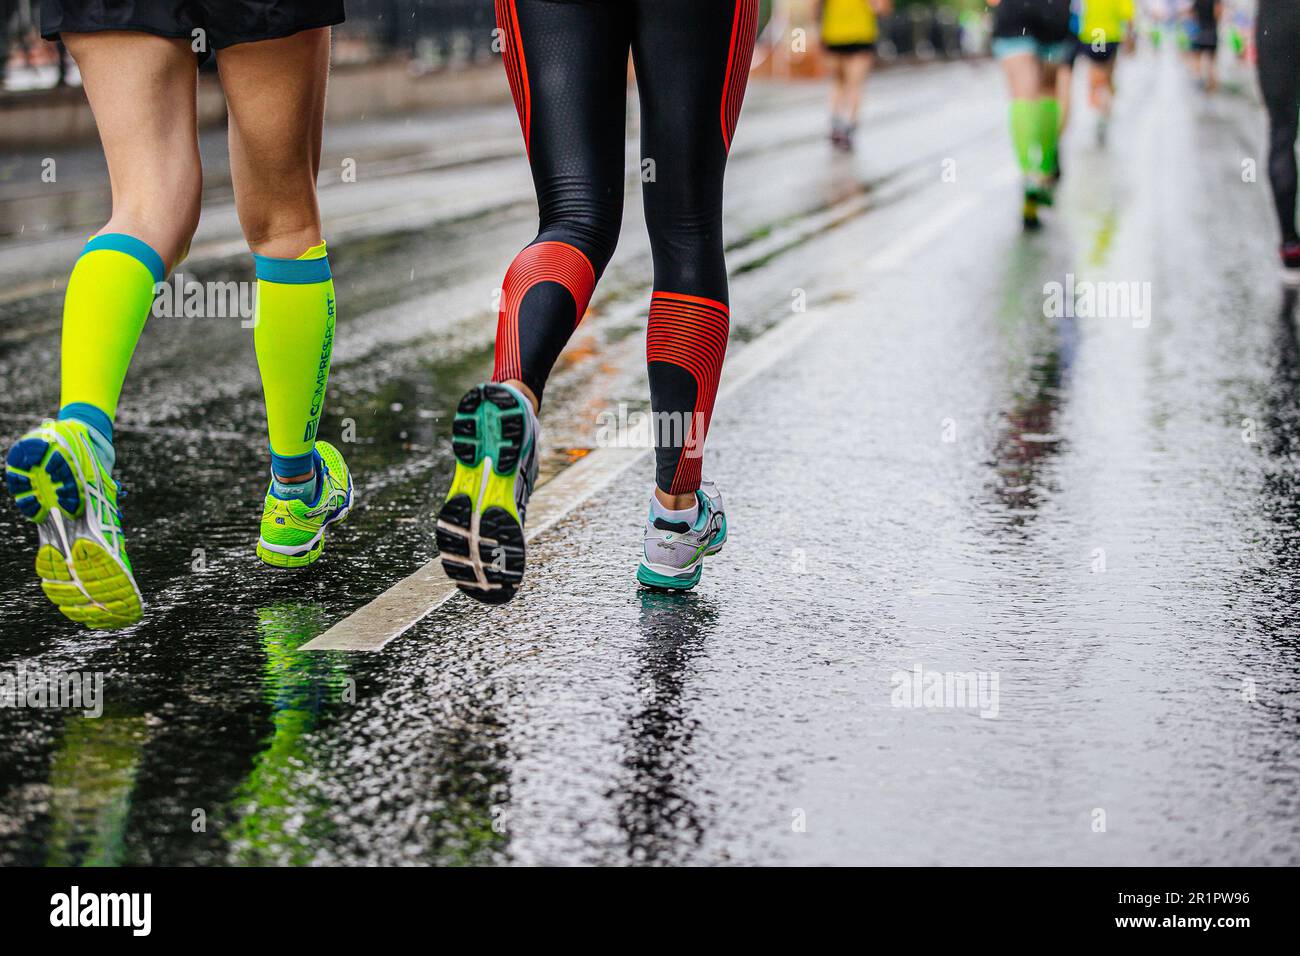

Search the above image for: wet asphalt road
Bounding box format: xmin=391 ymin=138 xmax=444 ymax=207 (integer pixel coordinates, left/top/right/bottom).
xmin=1 ymin=49 xmax=1298 ymax=865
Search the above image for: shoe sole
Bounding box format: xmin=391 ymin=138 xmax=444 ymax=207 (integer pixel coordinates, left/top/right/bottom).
xmin=5 ymin=430 xmax=143 ymax=629
xmin=437 ymin=384 xmax=528 ymax=604
xmin=636 ymin=562 xmax=704 ymax=591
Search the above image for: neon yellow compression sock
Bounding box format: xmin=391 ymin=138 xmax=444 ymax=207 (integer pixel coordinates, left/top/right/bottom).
xmin=253 ymin=241 xmax=336 ymax=490
xmin=58 ymin=233 xmax=166 ymax=447
xmin=1035 ymin=96 xmax=1061 ymax=175
xmin=1009 ymin=99 xmax=1039 ymax=177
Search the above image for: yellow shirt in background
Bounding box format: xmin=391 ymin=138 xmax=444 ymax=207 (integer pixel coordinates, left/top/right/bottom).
xmin=1079 ymin=0 xmax=1135 ymax=44
xmin=822 ymin=0 xmax=879 ymax=46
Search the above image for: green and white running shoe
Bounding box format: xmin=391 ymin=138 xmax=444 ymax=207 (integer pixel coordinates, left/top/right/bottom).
xmin=1023 ymin=176 xmax=1053 ymax=229
xmin=1023 ymin=191 xmax=1041 ymax=230
xmin=437 ymin=383 xmax=538 ymax=604
xmin=5 ymin=419 xmax=142 ymax=629
xmin=256 ymin=441 xmax=354 ymax=569
xmin=1027 ymin=174 xmax=1054 ymax=207
xmin=636 ymin=479 xmax=727 ymax=592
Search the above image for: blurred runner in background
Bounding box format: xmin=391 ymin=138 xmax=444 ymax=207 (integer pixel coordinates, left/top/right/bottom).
xmin=1190 ymin=0 xmax=1222 ymax=90
xmin=989 ymin=0 xmax=1074 ymax=228
xmin=1077 ymin=0 xmax=1134 ymax=143
xmin=819 ymin=0 xmax=893 ymax=151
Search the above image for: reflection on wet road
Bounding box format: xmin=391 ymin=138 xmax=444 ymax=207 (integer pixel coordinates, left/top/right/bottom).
xmin=1 ymin=53 xmax=1298 ymax=864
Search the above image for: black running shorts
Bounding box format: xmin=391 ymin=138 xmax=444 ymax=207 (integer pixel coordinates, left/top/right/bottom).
xmin=1081 ymin=41 xmax=1119 ymax=64
xmin=825 ymin=42 xmax=876 ymax=55
xmin=40 ymin=1 xmax=344 ymax=58
xmin=991 ymin=0 xmax=1072 ymax=44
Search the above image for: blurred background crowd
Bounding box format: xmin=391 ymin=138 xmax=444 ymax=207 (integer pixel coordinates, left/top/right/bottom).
xmin=0 ymin=0 xmax=976 ymax=92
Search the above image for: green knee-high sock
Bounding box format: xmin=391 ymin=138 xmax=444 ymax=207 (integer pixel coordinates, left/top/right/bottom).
xmin=59 ymin=234 xmax=166 ymax=442
xmin=1035 ymin=96 xmax=1061 ymax=175
xmin=1009 ymin=99 xmax=1038 ymax=176
xmin=253 ymin=242 xmax=336 ymax=484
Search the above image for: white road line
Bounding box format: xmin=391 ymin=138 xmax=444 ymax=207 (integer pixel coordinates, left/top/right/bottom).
xmin=301 ymin=173 xmax=1004 ymax=652
xmin=300 ymin=444 xmax=647 ymax=651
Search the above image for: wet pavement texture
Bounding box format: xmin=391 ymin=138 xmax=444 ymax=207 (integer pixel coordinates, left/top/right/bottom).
xmin=1 ymin=52 xmax=1298 ymax=865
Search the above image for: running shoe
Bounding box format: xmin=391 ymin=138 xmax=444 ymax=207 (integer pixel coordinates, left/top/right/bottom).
xmin=5 ymin=419 xmax=142 ymax=629
xmin=834 ymin=124 xmax=858 ymax=153
xmin=1030 ymin=177 xmax=1055 ymax=207
xmin=256 ymin=441 xmax=353 ymax=569
xmin=1023 ymin=173 xmax=1055 ymax=229
xmin=437 ymin=383 xmax=538 ymax=604
xmin=636 ymin=479 xmax=727 ymax=592
xmin=1282 ymin=241 xmax=1300 ymax=288
xmin=830 ymin=119 xmax=848 ymax=150
xmin=1023 ymin=191 xmax=1041 ymax=230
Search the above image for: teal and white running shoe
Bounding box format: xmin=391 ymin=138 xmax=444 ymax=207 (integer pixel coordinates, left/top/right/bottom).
xmin=256 ymin=441 xmax=354 ymax=569
xmin=636 ymin=479 xmax=727 ymax=592
xmin=5 ymin=418 xmax=142 ymax=629
xmin=437 ymin=382 xmax=538 ymax=604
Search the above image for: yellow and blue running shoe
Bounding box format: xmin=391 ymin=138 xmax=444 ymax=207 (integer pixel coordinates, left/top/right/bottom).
xmin=636 ymin=479 xmax=727 ymax=592
xmin=437 ymin=383 xmax=538 ymax=604
xmin=5 ymin=419 xmax=142 ymax=629
xmin=256 ymin=441 xmax=354 ymax=569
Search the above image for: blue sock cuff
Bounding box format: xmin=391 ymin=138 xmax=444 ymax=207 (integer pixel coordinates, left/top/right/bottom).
xmin=269 ymin=448 xmax=322 ymax=504
xmin=270 ymin=448 xmax=315 ymax=477
xmin=82 ymin=233 xmax=166 ymax=284
xmin=58 ymin=403 xmax=114 ymax=443
xmin=254 ymin=254 xmax=332 ymax=285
